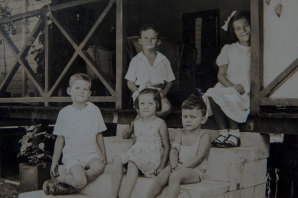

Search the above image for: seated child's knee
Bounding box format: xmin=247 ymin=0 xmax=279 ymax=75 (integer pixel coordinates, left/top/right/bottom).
xmin=73 ymin=176 xmax=87 ymax=189
xmin=113 ymin=155 xmax=122 ymax=165
xmin=169 ymin=171 xmax=180 ymax=184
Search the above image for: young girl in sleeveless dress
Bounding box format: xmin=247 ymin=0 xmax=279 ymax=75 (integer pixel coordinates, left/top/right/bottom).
xmin=147 ymin=95 xmax=211 ymax=198
xmin=203 ymin=11 xmax=251 ymax=147
xmin=110 ymin=88 xmax=170 ymax=198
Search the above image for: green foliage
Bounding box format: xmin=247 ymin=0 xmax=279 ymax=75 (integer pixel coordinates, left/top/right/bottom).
xmin=0 ymin=4 xmax=16 ymax=35
xmin=17 ymin=124 xmax=55 ymax=168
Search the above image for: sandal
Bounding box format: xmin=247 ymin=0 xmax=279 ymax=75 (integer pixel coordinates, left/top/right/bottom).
xmin=222 ymin=135 xmax=241 ymax=147
xmin=211 ymin=135 xmax=228 ymax=147
xmin=43 ymin=178 xmax=78 ymax=195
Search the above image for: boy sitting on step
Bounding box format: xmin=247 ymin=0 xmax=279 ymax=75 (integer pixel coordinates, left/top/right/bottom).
xmin=147 ymin=94 xmax=211 ymax=198
xmin=44 ymin=73 xmax=107 ymax=195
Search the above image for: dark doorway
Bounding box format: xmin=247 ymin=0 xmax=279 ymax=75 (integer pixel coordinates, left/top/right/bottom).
xmin=180 ymin=9 xmax=219 ymax=92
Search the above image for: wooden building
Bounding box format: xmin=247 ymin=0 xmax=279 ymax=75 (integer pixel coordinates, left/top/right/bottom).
xmin=0 ymin=0 xmax=297 ymax=133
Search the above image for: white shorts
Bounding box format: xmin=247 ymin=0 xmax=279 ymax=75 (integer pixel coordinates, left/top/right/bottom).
xmin=63 ymin=152 xmax=100 ymax=173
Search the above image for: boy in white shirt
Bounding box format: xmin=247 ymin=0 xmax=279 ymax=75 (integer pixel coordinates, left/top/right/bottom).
xmin=125 ymin=24 xmax=175 ymax=118
xmin=50 ymin=73 xmax=107 ymax=191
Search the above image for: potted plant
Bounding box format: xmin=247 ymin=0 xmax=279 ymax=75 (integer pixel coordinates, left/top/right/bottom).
xmin=17 ymin=124 xmax=55 ymax=192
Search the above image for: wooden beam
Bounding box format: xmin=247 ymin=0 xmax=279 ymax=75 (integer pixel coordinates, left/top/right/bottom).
xmin=0 ymin=19 xmax=43 ymax=93
xmin=115 ymin=0 xmax=125 ymax=108
xmin=49 ymin=1 xmax=117 ymax=96
xmin=260 ymin=98 xmax=298 ymax=106
xmin=79 ymin=0 xmax=115 ymax=49
xmin=0 ymin=0 xmax=103 ymax=24
xmin=250 ymin=0 xmax=263 ymax=115
xmin=260 ymin=58 xmax=298 ymax=98
xmin=47 ymin=51 xmax=79 ymax=97
xmin=43 ymin=13 xmax=50 ymax=106
xmin=0 ymin=96 xmax=116 ymax=103
xmin=50 ymin=0 xmax=104 ymax=12
xmin=50 ymin=16 xmax=116 ymax=96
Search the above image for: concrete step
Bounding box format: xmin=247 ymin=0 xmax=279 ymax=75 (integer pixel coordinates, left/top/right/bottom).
xmin=19 ymin=131 xmax=269 ymax=198
xmin=19 ymin=173 xmax=230 ymax=198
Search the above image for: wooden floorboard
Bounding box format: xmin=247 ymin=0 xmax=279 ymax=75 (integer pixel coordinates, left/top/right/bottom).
xmin=1 ymin=106 xmax=298 ymax=134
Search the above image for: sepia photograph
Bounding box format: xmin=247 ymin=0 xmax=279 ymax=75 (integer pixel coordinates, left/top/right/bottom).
xmin=0 ymin=0 xmax=297 ymax=197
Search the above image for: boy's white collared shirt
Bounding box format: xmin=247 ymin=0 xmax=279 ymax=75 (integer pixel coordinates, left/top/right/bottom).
xmin=125 ymin=51 xmax=175 ymax=86
xmin=53 ymin=102 xmax=107 ymax=160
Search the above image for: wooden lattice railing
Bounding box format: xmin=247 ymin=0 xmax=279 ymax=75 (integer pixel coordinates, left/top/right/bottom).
xmin=0 ymin=0 xmax=124 ymax=108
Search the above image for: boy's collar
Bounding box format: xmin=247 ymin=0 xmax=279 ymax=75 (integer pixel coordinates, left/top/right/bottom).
xmin=138 ymin=51 xmax=163 ymax=66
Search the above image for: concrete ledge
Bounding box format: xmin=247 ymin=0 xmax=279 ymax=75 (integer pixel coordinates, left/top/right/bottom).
xmin=18 ymin=191 xmax=92 ymax=198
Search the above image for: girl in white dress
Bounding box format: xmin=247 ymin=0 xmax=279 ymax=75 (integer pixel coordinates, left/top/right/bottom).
xmin=203 ymin=11 xmax=251 ymax=147
xmin=110 ymin=88 xmax=170 ymax=198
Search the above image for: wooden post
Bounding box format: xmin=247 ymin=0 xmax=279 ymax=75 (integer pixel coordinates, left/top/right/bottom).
xmin=22 ymin=0 xmax=29 ymax=97
xmin=43 ymin=11 xmax=49 ymax=107
xmin=250 ymin=0 xmax=263 ymax=115
xmin=115 ymin=0 xmax=126 ymax=109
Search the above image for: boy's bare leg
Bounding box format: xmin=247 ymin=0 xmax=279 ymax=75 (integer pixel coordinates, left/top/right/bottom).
xmin=121 ymin=161 xmax=139 ymax=198
xmin=167 ymin=168 xmax=201 ymax=198
xmin=157 ymin=98 xmax=172 ymax=118
xmin=58 ymin=164 xmax=87 ymax=189
xmin=85 ymin=158 xmax=106 ymax=183
xmin=146 ymin=166 xmax=171 ymax=198
xmin=110 ymin=156 xmax=124 ymax=198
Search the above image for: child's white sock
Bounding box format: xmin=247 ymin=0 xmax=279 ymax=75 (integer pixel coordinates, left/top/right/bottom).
xmin=219 ymin=129 xmax=229 ymax=137
xmin=229 ymin=129 xmax=240 ymax=137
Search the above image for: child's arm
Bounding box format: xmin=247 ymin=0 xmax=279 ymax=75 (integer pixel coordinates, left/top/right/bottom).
xmin=96 ymin=133 xmax=107 ymax=165
xmin=51 ymin=136 xmax=64 ymax=177
xmin=217 ymin=65 xmax=245 ymax=94
xmin=179 ymin=133 xmax=211 ymax=169
xmin=161 ymin=81 xmax=173 ymax=97
xmin=127 ymin=80 xmax=138 ymax=93
xmin=156 ymin=121 xmax=170 ymax=174
xmin=169 ymin=132 xmax=182 ymax=169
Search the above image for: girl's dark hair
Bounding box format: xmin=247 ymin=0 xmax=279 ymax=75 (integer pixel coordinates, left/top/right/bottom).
xmin=139 ymin=24 xmax=159 ymax=38
xmin=181 ymin=95 xmax=207 ymax=116
xmin=228 ymin=11 xmax=250 ymax=38
xmin=134 ymin=88 xmax=162 ymax=111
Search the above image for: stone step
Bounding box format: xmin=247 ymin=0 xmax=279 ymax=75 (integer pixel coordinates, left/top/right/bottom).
xmin=19 ymin=173 xmax=230 ymax=198
xmin=19 ymin=131 xmax=269 ymax=198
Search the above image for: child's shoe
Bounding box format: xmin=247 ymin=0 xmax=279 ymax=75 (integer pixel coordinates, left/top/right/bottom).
xmin=222 ymin=129 xmax=241 ymax=147
xmin=211 ymin=129 xmax=229 ymax=147
xmin=43 ymin=178 xmax=78 ymax=195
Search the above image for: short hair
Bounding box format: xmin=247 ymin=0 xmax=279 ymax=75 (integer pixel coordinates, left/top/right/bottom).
xmin=228 ymin=11 xmax=250 ymax=36
xmin=134 ymin=88 xmax=162 ymax=112
xmin=69 ymin=73 xmax=91 ymax=88
xmin=139 ymin=24 xmax=159 ymax=38
xmin=181 ymin=95 xmax=207 ymax=116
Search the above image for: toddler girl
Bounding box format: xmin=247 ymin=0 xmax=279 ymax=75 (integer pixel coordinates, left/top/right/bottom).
xmin=147 ymin=94 xmax=211 ymax=198
xmin=204 ymin=11 xmax=251 ymax=147
xmin=110 ymin=88 xmax=170 ymax=198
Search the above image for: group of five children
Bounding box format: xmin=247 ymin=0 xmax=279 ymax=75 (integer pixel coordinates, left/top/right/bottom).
xmin=45 ymin=10 xmax=251 ymax=198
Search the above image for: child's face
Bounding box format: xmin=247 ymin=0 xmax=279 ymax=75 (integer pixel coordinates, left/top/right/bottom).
xmin=138 ymin=29 xmax=160 ymax=50
xmin=67 ymin=79 xmax=91 ymax=104
xmin=182 ymin=108 xmax=205 ymax=131
xmin=233 ymin=18 xmax=250 ymax=44
xmin=138 ymin=93 xmax=157 ymax=118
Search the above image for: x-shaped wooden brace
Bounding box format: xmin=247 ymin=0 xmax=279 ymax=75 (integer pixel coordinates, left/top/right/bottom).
xmin=47 ymin=0 xmax=116 ymax=98
xmin=0 ymin=18 xmax=44 ymax=96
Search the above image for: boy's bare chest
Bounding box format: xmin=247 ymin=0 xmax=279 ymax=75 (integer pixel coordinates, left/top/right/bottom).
xmin=182 ymin=133 xmax=199 ymax=146
xmin=144 ymin=54 xmax=157 ymax=66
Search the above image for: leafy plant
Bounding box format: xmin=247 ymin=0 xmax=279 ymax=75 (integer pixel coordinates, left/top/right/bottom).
xmin=17 ymin=124 xmax=55 ymax=168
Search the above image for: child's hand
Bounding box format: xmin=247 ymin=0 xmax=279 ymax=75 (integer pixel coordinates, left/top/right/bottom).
xmin=154 ymin=167 xmax=163 ymax=176
xmin=232 ymin=84 xmax=245 ymax=95
xmin=50 ymin=163 xmax=59 ymax=178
